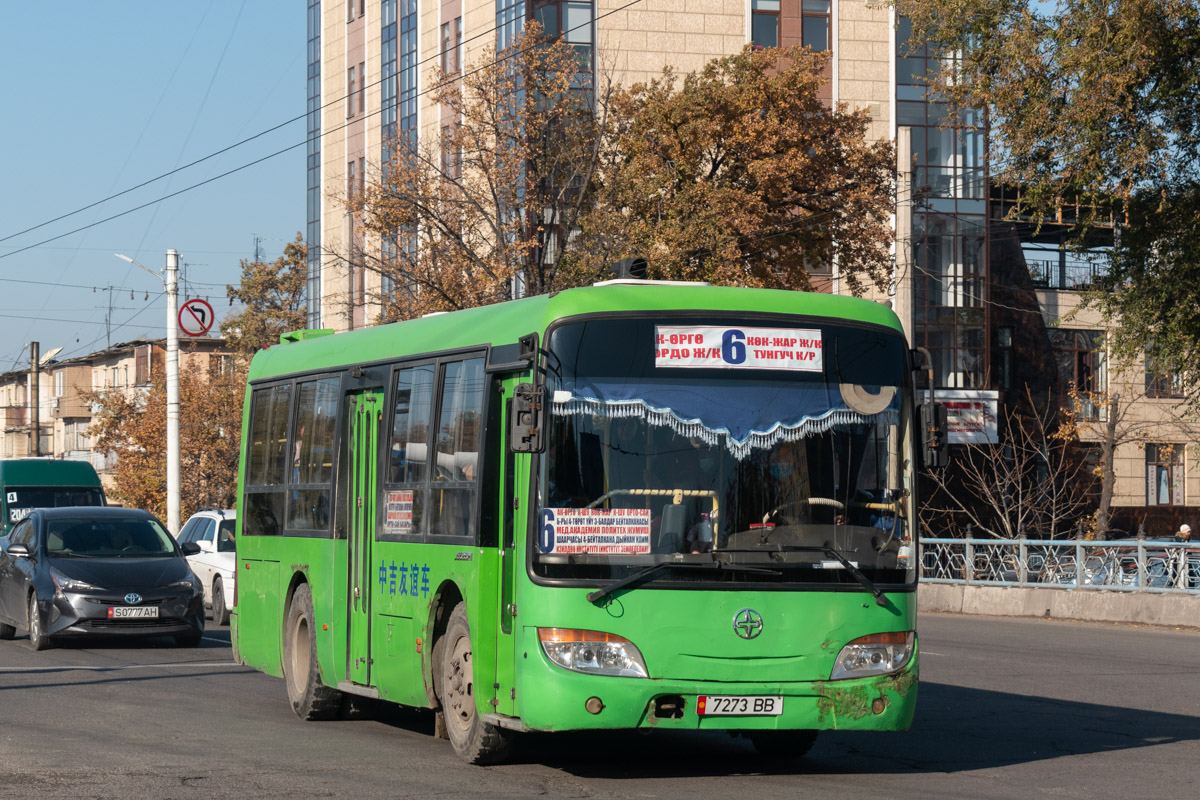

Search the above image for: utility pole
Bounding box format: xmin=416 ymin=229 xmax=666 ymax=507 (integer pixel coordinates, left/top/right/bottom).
xmin=29 ymin=342 xmax=39 ymax=457
xmin=116 ymin=250 xmax=182 ymax=533
xmin=166 ymin=249 xmax=180 ymax=535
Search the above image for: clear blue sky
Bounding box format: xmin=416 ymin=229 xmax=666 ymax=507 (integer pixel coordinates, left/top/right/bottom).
xmin=0 ymin=2 xmax=305 ymax=371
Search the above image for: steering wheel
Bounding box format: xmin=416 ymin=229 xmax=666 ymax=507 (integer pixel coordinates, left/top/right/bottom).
xmin=120 ymin=545 xmax=139 ymax=553
xmin=764 ymin=497 xmax=846 ymax=526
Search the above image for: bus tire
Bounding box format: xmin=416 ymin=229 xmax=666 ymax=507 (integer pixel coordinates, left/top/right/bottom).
xmin=283 ymin=583 xmax=342 ymax=721
xmin=746 ymin=729 xmax=818 ymax=759
xmin=437 ymin=603 xmax=512 ymax=764
xmin=212 ymin=578 xmax=230 ymax=626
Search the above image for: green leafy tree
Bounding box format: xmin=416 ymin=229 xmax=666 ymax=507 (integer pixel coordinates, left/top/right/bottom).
xmin=897 ymin=0 xmax=1200 ymax=400
xmin=222 ymin=233 xmax=308 ymax=357
xmin=573 ymin=45 xmax=895 ymax=294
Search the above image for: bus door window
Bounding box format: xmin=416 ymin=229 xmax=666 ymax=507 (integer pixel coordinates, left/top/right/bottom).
xmin=430 ymin=358 xmax=485 ymax=538
xmin=383 ymin=364 xmax=435 ymax=537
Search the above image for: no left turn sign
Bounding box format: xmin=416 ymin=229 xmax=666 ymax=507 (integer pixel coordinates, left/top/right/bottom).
xmin=179 ymin=298 xmax=215 ymax=337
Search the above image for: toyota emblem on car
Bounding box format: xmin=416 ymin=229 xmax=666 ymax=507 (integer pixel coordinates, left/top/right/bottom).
xmin=124 ymin=593 xmax=142 ymax=605
xmin=733 ymin=608 xmax=763 ymax=639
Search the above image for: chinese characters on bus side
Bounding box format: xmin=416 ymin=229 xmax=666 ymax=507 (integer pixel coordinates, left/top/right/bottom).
xmin=654 ymin=325 xmax=823 ymax=371
xmin=538 ymin=508 xmax=652 ymax=555
xmin=378 ymin=560 xmax=431 ymax=598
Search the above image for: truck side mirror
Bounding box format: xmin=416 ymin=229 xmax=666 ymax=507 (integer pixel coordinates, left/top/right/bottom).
xmin=919 ymin=403 xmax=949 ymax=468
xmin=510 ymin=383 xmax=545 ymax=453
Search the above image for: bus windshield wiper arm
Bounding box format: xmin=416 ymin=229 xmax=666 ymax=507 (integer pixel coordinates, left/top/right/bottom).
xmin=718 ymin=545 xmax=889 ymax=607
xmin=586 ymin=561 xmax=780 ymax=605
xmin=821 ymin=546 xmax=888 ymax=607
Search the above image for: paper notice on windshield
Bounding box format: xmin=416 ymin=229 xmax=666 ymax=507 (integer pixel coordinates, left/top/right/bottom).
xmin=655 ymin=326 xmax=823 ymax=371
xmin=538 ymin=508 xmax=652 ymax=555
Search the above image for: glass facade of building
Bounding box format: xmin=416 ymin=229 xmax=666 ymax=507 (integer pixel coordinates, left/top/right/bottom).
xmin=897 ymin=18 xmax=988 ymax=389
xmin=306 ymin=0 xmax=322 ymax=327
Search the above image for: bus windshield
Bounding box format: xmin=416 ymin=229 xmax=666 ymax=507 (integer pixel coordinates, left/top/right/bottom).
xmin=536 ymin=316 xmax=916 ymax=587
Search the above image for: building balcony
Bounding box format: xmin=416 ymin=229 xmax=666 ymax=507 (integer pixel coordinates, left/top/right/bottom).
xmin=2 ymin=406 xmax=27 ymax=429
xmin=53 ymin=395 xmax=93 ymax=419
xmin=1028 ymin=259 xmax=1107 ymax=291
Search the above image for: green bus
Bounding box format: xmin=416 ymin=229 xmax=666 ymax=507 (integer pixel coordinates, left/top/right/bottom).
xmin=232 ymin=281 xmax=938 ymax=763
xmin=0 ymin=459 xmax=105 ymax=534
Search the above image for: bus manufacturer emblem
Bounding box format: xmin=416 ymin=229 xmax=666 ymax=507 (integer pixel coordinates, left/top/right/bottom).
xmin=732 ymin=608 xmax=763 ymax=639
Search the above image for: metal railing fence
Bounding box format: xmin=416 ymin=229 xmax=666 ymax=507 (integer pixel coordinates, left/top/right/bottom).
xmin=920 ymin=537 xmax=1200 ymax=594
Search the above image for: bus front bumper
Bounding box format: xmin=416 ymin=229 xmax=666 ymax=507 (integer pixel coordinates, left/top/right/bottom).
xmin=514 ymin=633 xmax=918 ymax=733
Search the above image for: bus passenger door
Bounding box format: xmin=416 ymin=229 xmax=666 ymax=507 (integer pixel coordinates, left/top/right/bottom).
xmin=347 ymin=390 xmax=382 ymax=686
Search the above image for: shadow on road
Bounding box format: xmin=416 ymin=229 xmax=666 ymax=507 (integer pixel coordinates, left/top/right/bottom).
xmin=494 ymin=682 xmax=1200 ymax=776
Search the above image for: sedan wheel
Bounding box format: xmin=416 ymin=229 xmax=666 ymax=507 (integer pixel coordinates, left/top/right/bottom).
xmin=28 ymin=594 xmax=51 ymax=651
xmin=212 ymin=579 xmax=230 ymax=626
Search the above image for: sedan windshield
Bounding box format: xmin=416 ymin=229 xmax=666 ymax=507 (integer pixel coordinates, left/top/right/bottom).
xmin=45 ymin=517 xmax=176 ymax=558
xmin=536 ymin=316 xmax=917 ymax=588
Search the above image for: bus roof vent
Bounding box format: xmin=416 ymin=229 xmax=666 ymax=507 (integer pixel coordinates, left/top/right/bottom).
xmin=280 ymin=329 xmax=335 ymax=345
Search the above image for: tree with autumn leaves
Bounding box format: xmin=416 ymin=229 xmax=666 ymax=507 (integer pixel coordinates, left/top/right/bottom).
xmin=86 ymin=240 xmax=307 ymax=519
xmin=898 ymin=0 xmax=1200 ymax=406
xmin=86 ymin=356 xmax=244 ymax=521
xmin=347 ymin=33 xmax=895 ymax=317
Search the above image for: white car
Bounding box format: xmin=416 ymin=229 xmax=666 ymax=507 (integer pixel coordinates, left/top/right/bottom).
xmin=177 ymin=509 xmax=236 ymax=625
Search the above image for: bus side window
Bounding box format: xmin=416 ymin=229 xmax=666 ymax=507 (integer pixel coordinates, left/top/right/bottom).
xmin=244 ymin=384 xmax=292 ymax=536
xmin=429 ymin=358 xmax=485 ymax=538
xmin=384 ymin=364 xmax=435 ymax=537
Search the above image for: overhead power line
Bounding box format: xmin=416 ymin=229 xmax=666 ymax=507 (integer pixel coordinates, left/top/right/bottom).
xmin=0 ymin=2 xmax=640 ymax=252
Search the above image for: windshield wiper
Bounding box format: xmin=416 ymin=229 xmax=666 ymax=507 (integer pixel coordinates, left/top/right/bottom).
xmin=719 ymin=545 xmax=889 ymax=607
xmin=586 ymin=561 xmax=781 ymax=604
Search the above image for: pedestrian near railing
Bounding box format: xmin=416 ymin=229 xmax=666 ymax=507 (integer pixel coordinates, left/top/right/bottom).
xmin=920 ymin=532 xmax=1200 ymax=594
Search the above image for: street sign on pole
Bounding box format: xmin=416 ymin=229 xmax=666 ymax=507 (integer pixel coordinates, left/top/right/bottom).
xmin=178 ymin=298 xmax=215 ymax=337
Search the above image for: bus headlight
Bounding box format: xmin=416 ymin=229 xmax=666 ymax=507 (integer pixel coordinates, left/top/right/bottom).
xmin=538 ymin=628 xmax=649 ymax=678
xmin=830 ymin=631 xmax=915 ymax=680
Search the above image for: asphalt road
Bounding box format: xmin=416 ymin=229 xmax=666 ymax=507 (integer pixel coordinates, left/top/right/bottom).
xmin=0 ymin=612 xmax=1197 ymax=799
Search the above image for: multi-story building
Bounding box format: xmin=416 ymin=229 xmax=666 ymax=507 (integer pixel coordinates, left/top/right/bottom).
xmin=0 ymin=339 xmax=232 ymax=493
xmin=304 ymin=1 xmax=1195 ymax=532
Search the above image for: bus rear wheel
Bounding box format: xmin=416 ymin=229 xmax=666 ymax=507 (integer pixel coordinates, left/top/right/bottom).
xmin=745 ymin=729 xmax=819 ymax=759
xmin=437 ymin=603 xmax=512 ymax=764
xmin=283 ymin=583 xmax=342 ymax=720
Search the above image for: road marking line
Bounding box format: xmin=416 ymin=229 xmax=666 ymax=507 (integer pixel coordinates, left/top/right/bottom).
xmin=921 ymin=650 xmax=944 ymax=655
xmin=0 ymin=661 xmax=245 ymax=672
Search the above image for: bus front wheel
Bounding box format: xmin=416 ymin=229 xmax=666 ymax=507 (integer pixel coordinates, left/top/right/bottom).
xmin=283 ymin=584 xmax=342 ymax=720
xmin=437 ymin=603 xmax=513 ymax=764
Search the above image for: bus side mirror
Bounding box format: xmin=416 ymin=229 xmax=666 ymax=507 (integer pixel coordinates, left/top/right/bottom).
xmin=510 ymin=383 xmax=545 ymax=453
xmin=919 ymin=403 xmax=949 ymax=468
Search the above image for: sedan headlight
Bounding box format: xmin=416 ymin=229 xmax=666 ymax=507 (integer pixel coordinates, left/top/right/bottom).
xmin=830 ymin=631 xmax=915 ymax=680
xmin=168 ymin=576 xmax=203 ymax=596
xmin=50 ymin=568 xmax=99 ymax=595
xmin=538 ymin=628 xmax=648 ymax=678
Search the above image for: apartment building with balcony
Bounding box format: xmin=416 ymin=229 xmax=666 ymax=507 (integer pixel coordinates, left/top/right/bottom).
xmin=0 ymin=339 xmax=232 ymax=493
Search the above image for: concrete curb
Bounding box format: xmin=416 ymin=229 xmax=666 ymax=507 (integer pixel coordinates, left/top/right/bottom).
xmin=918 ymin=583 xmax=1200 ymax=628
